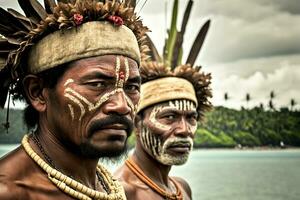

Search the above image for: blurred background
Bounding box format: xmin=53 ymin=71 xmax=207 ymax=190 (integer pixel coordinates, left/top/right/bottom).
xmin=0 ymin=0 xmax=300 ymax=199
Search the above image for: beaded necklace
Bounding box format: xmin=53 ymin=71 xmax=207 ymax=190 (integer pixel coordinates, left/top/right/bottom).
xmin=125 ymin=157 xmax=183 ymax=200
xmin=22 ymin=134 xmax=126 ymax=200
xmin=31 ymin=133 xmax=111 ymax=193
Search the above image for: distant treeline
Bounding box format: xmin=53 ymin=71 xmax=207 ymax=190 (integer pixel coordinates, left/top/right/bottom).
xmin=1 ymin=107 xmax=300 ymax=148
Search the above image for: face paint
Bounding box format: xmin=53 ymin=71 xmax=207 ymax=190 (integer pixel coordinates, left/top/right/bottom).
xmin=67 ymin=104 xmax=75 ymax=120
xmin=64 ymin=92 xmax=86 ymax=121
xmin=140 ymin=99 xmax=197 ymax=165
xmin=149 ymin=105 xmax=170 ymax=131
xmin=140 ymin=126 xmax=193 ymax=166
xmin=63 ymin=56 xmax=134 ymax=121
xmin=64 ymin=79 xmax=74 ymax=86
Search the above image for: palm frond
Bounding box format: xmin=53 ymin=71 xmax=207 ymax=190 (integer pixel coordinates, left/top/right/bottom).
xmin=186 ymin=19 xmax=210 ymax=66
xmin=145 ymin=34 xmax=161 ymax=62
xmin=171 ymin=0 xmax=193 ymax=68
xmin=164 ymin=0 xmax=178 ymax=67
xmin=18 ymin=0 xmax=48 ymax=23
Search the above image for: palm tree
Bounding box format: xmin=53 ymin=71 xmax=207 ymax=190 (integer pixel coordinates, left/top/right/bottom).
xmin=259 ymin=103 xmax=264 ymax=110
xmin=224 ymin=92 xmax=229 ymax=107
xmin=270 ymin=90 xmax=275 ymax=100
xmin=269 ymin=91 xmax=276 ymax=111
xmin=290 ymin=99 xmax=296 ymax=111
xmin=269 ymin=100 xmax=275 ymax=111
xmin=246 ymin=93 xmax=251 ymax=109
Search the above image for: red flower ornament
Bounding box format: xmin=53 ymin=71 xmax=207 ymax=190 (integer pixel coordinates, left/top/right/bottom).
xmin=107 ymin=15 xmax=124 ymax=26
xmin=73 ymin=14 xmax=83 ymax=25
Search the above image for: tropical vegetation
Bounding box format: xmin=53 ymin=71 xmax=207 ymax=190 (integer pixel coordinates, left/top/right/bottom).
xmin=1 ymin=107 xmax=299 ymax=148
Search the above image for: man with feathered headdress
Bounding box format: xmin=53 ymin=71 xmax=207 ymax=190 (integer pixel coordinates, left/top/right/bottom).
xmin=0 ymin=0 xmax=148 ymax=199
xmin=115 ymin=0 xmax=212 ymax=199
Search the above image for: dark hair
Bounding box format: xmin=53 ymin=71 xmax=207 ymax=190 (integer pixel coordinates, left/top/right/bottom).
xmin=20 ymin=64 xmax=69 ymax=128
xmin=140 ymin=61 xmax=212 ymax=121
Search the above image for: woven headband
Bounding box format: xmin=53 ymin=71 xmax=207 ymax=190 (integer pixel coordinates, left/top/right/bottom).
xmin=137 ymin=77 xmax=198 ymax=112
xmin=28 ymin=21 xmax=140 ymax=73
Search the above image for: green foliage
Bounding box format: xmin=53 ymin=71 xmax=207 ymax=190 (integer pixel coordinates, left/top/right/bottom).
xmin=194 ymin=128 xmax=223 ymax=148
xmin=201 ymin=106 xmax=300 ymax=147
xmin=231 ymin=131 xmax=261 ymax=147
xmin=1 ymin=107 xmax=300 ymax=149
xmin=216 ymin=131 xmax=236 ymax=147
xmin=127 ymin=133 xmax=136 ymax=149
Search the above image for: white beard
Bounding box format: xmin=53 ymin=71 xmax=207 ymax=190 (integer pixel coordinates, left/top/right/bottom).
xmin=140 ymin=126 xmax=193 ymax=166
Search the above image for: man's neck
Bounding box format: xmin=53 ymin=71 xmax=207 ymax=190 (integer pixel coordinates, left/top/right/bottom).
xmin=132 ymin=143 xmax=172 ymax=186
xmin=30 ymin=126 xmax=99 ymax=188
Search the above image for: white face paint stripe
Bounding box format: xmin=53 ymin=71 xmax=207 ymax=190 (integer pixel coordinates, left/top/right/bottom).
xmin=124 ymin=58 xmax=130 ymax=82
xmin=115 ymin=56 xmax=121 ymax=87
xmin=67 ymin=104 xmax=75 ymax=120
xmin=65 ymin=88 xmax=94 ymax=109
xmin=169 ymin=101 xmax=175 ymax=108
xmin=92 ymin=88 xmax=121 ymax=110
xmin=64 ymin=79 xmax=74 ymax=86
xmin=175 ymin=100 xmax=180 ymax=110
xmin=64 ymin=93 xmax=85 ymax=121
xmin=141 ymin=127 xmax=151 ymax=152
xmin=149 ymin=106 xmax=170 ymax=131
xmin=124 ymin=94 xmax=135 ymax=112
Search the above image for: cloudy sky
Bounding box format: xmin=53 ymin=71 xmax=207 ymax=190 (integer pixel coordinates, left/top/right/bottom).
xmin=138 ymin=0 xmax=300 ymax=110
xmin=1 ymin=0 xmax=299 ymax=110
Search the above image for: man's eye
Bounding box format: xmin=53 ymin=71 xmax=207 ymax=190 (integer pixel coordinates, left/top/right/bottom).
xmin=164 ymin=114 xmax=176 ymax=120
xmin=125 ymin=84 xmax=140 ymax=92
xmin=188 ymin=114 xmax=198 ymax=124
xmin=190 ymin=115 xmax=197 ymax=121
xmin=87 ymin=82 xmax=105 ymax=88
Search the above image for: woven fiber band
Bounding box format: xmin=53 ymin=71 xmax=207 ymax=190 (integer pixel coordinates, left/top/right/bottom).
xmin=137 ymin=77 xmax=198 ymax=112
xmin=28 ymin=21 xmax=140 ymax=73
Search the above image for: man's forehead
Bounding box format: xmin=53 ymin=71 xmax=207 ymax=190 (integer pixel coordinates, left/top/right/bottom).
xmin=66 ymin=55 xmax=139 ymax=75
xmin=147 ymin=99 xmax=197 ymax=113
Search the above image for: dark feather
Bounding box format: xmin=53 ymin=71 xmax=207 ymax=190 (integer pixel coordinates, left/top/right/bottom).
xmin=186 ymin=19 xmax=210 ymax=66
xmin=57 ymin=0 xmax=71 ymax=3
xmin=145 ymin=34 xmax=161 ymax=62
xmin=0 ymin=39 xmax=17 ymax=51
xmin=171 ymin=0 xmax=193 ymax=68
xmin=18 ymin=0 xmax=48 ymax=23
xmin=7 ymin=8 xmax=33 ymax=30
xmin=0 ymin=8 xmax=29 ymax=32
xmin=125 ymin=0 xmax=136 ymax=8
xmin=0 ymin=67 xmax=10 ymax=108
xmin=44 ymin=0 xmax=57 ymax=14
xmin=0 ymin=24 xmax=15 ymax=35
xmin=170 ymin=32 xmax=182 ymax=69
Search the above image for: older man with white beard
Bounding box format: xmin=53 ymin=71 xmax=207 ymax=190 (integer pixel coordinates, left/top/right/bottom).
xmin=115 ymin=61 xmax=212 ymax=200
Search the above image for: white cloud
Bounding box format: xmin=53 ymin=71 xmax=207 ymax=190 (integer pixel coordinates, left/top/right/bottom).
xmin=211 ymin=54 xmax=300 ymax=110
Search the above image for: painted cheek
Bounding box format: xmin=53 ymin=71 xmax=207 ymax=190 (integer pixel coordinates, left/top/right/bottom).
xmin=148 ymin=105 xmax=172 ymax=132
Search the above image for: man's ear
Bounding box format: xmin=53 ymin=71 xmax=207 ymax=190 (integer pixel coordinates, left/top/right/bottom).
xmin=23 ymin=75 xmax=48 ymax=112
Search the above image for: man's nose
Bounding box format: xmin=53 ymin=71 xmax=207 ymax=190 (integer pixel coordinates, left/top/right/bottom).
xmin=174 ymin=118 xmax=193 ymax=138
xmin=102 ymin=91 xmax=131 ymax=115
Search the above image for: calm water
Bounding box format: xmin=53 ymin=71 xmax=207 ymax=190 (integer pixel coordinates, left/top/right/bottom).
xmin=1 ymin=145 xmax=300 ymax=200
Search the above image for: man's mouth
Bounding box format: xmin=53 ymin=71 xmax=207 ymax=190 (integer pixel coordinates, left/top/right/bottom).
xmin=93 ymin=123 xmax=128 ymax=141
xmin=167 ymin=142 xmax=192 ymax=153
xmin=102 ymin=123 xmax=127 ymax=130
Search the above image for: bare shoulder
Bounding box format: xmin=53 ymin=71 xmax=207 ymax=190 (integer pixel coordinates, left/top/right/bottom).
xmin=172 ymin=176 xmax=192 ymax=199
xmin=114 ymin=164 xmax=142 ymax=199
xmin=0 ymin=180 xmax=28 ymax=200
xmin=0 ymin=146 xmax=31 ymax=199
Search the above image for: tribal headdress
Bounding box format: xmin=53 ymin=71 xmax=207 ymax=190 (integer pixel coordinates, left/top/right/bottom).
xmin=0 ymin=0 xmax=149 ymax=108
xmin=138 ymin=0 xmax=212 ymax=121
